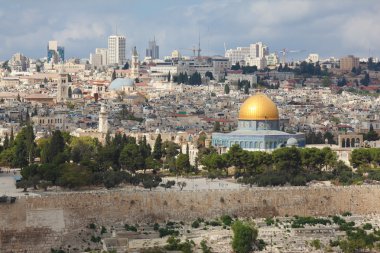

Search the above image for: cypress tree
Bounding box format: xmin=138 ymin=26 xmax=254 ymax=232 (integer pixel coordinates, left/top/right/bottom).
xmin=152 ymin=134 xmax=163 ymax=160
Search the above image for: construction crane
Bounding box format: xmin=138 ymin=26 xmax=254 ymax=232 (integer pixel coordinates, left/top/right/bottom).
xmin=279 ymin=48 xmax=305 ymax=65
xmin=179 ymin=46 xmax=200 ymax=58
xmin=179 ymin=35 xmax=202 ymax=58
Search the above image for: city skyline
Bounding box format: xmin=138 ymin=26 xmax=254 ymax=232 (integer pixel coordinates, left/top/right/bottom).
xmin=1 ymin=0 xmax=380 ymax=61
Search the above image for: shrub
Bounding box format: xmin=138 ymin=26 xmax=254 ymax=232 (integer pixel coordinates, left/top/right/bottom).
xmin=192 ymin=220 xmax=200 ymax=228
xmin=124 ymin=224 xmax=138 ymax=232
xmin=221 ymin=215 xmax=233 ymax=226
xmin=200 ymin=240 xmax=212 ymax=253
xmin=90 ymin=236 xmax=101 ymax=243
xmin=231 ymin=221 xmax=258 ymax=253
xmin=159 ymin=228 xmax=179 ymax=238
xmin=363 ymin=223 xmax=373 ymax=230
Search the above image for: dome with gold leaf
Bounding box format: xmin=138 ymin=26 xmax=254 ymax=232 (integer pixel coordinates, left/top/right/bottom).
xmin=238 ymin=93 xmax=279 ymax=121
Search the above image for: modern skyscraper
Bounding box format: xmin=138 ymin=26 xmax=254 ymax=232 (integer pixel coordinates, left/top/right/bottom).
xmin=47 ymin=40 xmax=64 ymax=63
xmin=145 ymin=38 xmax=159 ymax=59
xmin=107 ymin=35 xmax=126 ymax=65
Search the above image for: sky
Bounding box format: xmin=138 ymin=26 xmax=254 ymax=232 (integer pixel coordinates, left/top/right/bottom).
xmin=1 ymin=0 xmax=380 ymax=61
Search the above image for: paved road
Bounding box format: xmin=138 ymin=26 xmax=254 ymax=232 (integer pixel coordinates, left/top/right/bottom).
xmin=161 ymin=177 xmax=243 ymax=191
xmin=0 ymin=170 xmax=39 ymax=196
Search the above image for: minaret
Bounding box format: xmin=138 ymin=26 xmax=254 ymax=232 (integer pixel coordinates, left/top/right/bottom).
xmin=131 ymin=46 xmax=139 ymax=79
xmin=98 ymin=104 xmax=108 ymax=134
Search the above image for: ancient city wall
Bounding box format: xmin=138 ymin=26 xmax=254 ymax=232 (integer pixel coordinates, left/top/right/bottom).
xmin=1 ymin=185 xmax=380 ymax=252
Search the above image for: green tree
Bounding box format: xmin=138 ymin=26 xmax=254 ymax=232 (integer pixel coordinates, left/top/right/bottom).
xmin=3 ymin=133 xmax=9 ymax=149
xmin=360 ymin=72 xmax=370 ymax=86
xmin=111 ymin=70 xmax=117 ymax=81
xmin=68 ymin=86 xmax=72 ymax=98
xmin=272 ymin=147 xmax=302 ymax=175
xmin=13 ymin=125 xmax=36 ymax=167
xmin=244 ymin=84 xmax=249 ymax=94
xmin=350 ymin=149 xmax=371 ymax=168
xmin=231 ymin=220 xmax=258 ymax=253
xmin=224 ymin=84 xmax=230 ymax=94
xmin=70 ymin=136 xmax=98 ymax=163
xmin=364 ymin=124 xmax=379 ymax=141
xmin=152 ymin=134 xmax=163 ymax=160
xmin=57 ymin=164 xmax=92 ymax=189
xmin=119 ymin=143 xmax=144 ymax=173
xmin=213 ymin=121 xmax=221 ymax=132
xmin=122 ymin=62 xmax=129 ymax=70
xmin=162 ymin=141 xmax=180 ymax=160
xmin=49 ymin=130 xmax=65 ymax=159
xmin=205 ymin=71 xmax=214 ymax=80
xmin=176 ymin=153 xmax=191 ymax=174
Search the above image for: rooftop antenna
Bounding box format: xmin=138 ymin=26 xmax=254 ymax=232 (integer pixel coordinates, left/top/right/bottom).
xmin=197 ymin=32 xmax=201 ymax=58
xmin=224 ymin=42 xmax=227 ymax=53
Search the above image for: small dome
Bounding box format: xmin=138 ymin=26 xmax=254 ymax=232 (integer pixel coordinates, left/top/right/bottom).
xmin=72 ymin=88 xmax=82 ymax=95
xmin=286 ymin=138 xmax=298 ymax=147
xmin=109 ymin=78 xmax=135 ymax=91
xmin=239 ymin=93 xmax=279 ymax=120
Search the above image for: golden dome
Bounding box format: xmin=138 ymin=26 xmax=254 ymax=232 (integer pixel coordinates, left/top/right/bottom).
xmin=238 ymin=93 xmax=279 ymax=120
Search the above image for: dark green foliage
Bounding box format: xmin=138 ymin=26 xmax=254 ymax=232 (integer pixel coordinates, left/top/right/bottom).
xmin=265 ymin=217 xmax=275 ymax=226
xmin=90 ymin=236 xmax=101 ymax=243
xmin=165 ymin=236 xmax=194 ymax=253
xmin=205 ymin=71 xmax=214 ymax=80
xmin=360 ymin=72 xmax=370 ymax=86
xmin=291 ymin=216 xmax=331 ymax=228
xmin=159 ymin=228 xmax=179 ymax=237
xmin=89 ymin=223 xmax=96 ymax=229
xmin=220 ymin=215 xmax=233 ymax=226
xmin=224 ymin=84 xmax=230 ymax=94
xmin=51 ymin=249 xmax=65 ymax=253
xmin=200 ymin=240 xmax=212 ymax=253
xmin=362 ymin=223 xmax=372 ymax=230
xmin=342 ymin=211 xmax=352 ymax=217
xmin=191 ymin=220 xmax=200 ymax=228
xmin=141 ymin=174 xmax=162 ymax=190
xmin=152 ymin=134 xmax=163 ymax=160
xmin=231 ymin=220 xmax=258 ymax=253
xmin=176 ymin=71 xmax=202 ymax=85
xmin=124 ymin=224 xmax=138 ymax=232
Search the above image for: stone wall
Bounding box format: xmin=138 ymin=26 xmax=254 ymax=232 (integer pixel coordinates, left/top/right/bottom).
xmin=1 ymin=185 xmax=380 ymax=252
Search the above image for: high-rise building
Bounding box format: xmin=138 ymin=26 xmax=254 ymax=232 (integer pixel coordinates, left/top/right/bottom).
xmin=225 ymin=42 xmax=269 ymax=69
xmin=96 ymin=48 xmax=108 ymax=66
xmin=90 ymin=48 xmax=108 ymax=68
xmin=107 ymin=35 xmax=126 ymax=65
xmin=225 ymin=47 xmax=250 ymax=65
xmin=47 ymin=40 xmax=64 ymax=63
xmin=146 ymin=38 xmax=159 ymax=59
xmin=340 ymin=55 xmax=359 ymax=71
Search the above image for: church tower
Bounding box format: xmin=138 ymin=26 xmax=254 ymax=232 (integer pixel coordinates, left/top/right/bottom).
xmin=98 ymin=104 xmax=108 ymax=134
xmin=131 ymin=46 xmax=139 ymax=79
xmin=56 ymin=69 xmax=68 ymax=103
